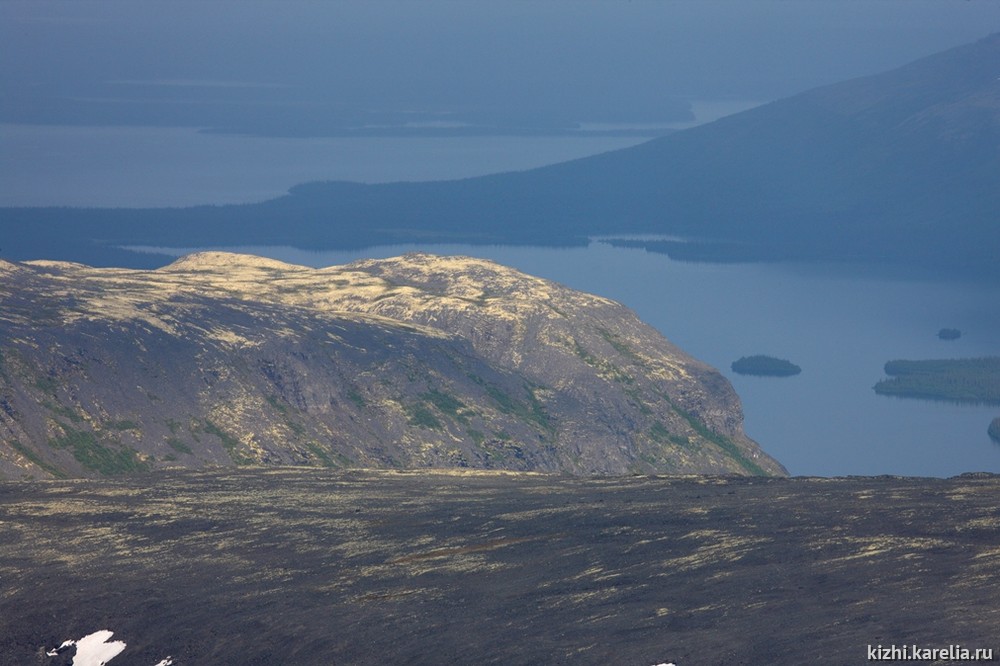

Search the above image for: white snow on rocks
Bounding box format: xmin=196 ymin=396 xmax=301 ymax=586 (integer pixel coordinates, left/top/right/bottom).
xmin=46 ymin=630 xmax=171 ymax=666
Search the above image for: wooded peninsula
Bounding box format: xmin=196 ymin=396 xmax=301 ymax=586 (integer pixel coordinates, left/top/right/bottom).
xmin=873 ymin=357 xmax=1000 ymax=404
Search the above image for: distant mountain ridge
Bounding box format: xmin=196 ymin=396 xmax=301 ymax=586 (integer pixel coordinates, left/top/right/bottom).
xmin=0 ymin=253 xmax=785 ymax=479
xmin=1 ymin=33 xmax=997 ymax=276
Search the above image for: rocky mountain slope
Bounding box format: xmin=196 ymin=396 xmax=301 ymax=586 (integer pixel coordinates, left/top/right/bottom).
xmin=2 ymin=468 xmax=997 ymax=664
xmin=0 ymin=252 xmax=784 ymax=479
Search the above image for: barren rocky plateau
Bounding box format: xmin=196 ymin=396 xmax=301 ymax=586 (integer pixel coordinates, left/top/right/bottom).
xmin=1 ymin=468 xmax=998 ymax=665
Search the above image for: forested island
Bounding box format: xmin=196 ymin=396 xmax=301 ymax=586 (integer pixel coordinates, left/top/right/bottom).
xmin=938 ymin=328 xmax=962 ymax=340
xmin=873 ymin=357 xmax=1000 ymax=404
xmin=731 ymin=355 xmax=802 ymax=377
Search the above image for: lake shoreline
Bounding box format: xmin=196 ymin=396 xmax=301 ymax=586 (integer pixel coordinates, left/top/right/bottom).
xmin=5 ymin=241 xmax=998 ymax=477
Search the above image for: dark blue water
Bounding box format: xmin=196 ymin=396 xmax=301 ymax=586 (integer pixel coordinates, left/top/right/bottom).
xmin=10 ymin=120 xmax=997 ymax=477
xmin=135 ymin=241 xmax=1000 ymax=478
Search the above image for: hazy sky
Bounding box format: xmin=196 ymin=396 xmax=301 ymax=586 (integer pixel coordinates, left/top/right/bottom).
xmin=2 ymin=1 xmax=999 ymax=131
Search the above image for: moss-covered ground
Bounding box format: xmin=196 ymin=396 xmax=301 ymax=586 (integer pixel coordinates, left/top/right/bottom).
xmin=1 ymin=469 xmax=998 ymax=664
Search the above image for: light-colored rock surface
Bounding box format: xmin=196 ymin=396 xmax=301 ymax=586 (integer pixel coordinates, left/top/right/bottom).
xmin=0 ymin=253 xmax=785 ymax=478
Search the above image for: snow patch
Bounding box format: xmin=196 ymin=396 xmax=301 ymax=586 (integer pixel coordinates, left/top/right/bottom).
xmin=49 ymin=630 xmax=125 ymax=666
xmin=47 ymin=630 xmax=171 ymax=666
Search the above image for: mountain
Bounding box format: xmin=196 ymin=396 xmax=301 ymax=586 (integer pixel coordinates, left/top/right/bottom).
xmin=2 ymin=34 xmax=998 ymax=276
xmin=0 ymin=253 xmax=784 ymax=479
xmin=3 ymin=469 xmax=999 ymax=664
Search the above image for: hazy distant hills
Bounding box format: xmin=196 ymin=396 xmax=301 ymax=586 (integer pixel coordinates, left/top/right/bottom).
xmin=0 ymin=253 xmax=783 ymax=479
xmin=2 ymin=34 xmax=998 ymax=276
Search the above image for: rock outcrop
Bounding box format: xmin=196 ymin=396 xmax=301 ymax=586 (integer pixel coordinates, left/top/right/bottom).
xmin=2 ymin=469 xmax=998 ymax=664
xmin=0 ymin=252 xmax=785 ymax=478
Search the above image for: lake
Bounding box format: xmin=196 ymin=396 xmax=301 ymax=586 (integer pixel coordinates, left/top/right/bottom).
xmin=131 ymin=241 xmax=1000 ymax=478
xmin=0 ymin=124 xmax=650 ymax=207
xmin=7 ymin=119 xmax=998 ymax=477
xmin=0 ymin=101 xmax=760 ymax=207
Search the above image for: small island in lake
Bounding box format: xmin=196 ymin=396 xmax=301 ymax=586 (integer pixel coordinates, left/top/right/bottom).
xmin=873 ymin=357 xmax=1000 ymax=404
xmin=989 ymin=418 xmax=1000 ymax=444
xmin=731 ymin=355 xmax=802 ymax=377
xmin=938 ymin=328 xmax=962 ymax=340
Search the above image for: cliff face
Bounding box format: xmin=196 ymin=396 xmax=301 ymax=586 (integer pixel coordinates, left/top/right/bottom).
xmin=0 ymin=252 xmax=785 ymax=478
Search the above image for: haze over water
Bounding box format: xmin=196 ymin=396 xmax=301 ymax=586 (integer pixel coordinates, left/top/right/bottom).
xmin=4 ymin=1 xmax=1000 ymax=477
xmin=9 ymin=116 xmax=1000 ymax=478
xmin=0 ymin=126 xmax=652 ymax=208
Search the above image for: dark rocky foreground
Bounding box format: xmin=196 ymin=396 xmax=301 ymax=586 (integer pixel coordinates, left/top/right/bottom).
xmin=2 ymin=468 xmax=998 ymax=665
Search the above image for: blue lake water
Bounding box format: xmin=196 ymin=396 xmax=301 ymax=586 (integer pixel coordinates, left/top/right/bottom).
xmin=0 ymin=102 xmax=759 ymax=207
xmin=134 ymin=242 xmax=1000 ymax=478
xmin=7 ymin=120 xmax=998 ymax=477
xmin=0 ymin=124 xmax=650 ymax=207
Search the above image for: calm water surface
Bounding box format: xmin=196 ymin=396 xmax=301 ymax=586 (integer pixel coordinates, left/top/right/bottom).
xmin=0 ymin=102 xmax=758 ymax=207
xmin=136 ymin=242 xmax=1000 ymax=478
xmin=10 ymin=120 xmax=996 ymax=477
xmin=0 ymin=124 xmax=649 ymax=207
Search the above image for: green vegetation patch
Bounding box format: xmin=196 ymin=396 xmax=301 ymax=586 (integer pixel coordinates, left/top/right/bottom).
xmin=403 ymin=388 xmax=475 ymax=430
xmin=266 ymin=395 xmax=306 ymax=436
xmin=10 ymin=439 xmax=66 ymax=478
xmin=265 ymin=394 xmax=289 ymax=415
xmin=305 ymin=441 xmax=337 ymax=468
xmin=201 ymin=420 xmax=255 ymax=465
xmin=0 ymin=348 xmax=10 ymax=382
xmin=572 ymin=339 xmax=634 ymax=384
xmin=346 ymin=388 xmax=366 ymax=410
xmin=166 ymin=437 xmax=193 ymax=455
xmin=421 ymin=389 xmax=470 ymax=424
xmin=649 ymin=421 xmax=693 ymax=449
xmin=731 ymin=355 xmax=801 ymax=377
xmin=666 ymin=400 xmax=766 ymax=476
xmin=649 ymin=421 xmax=672 ymax=443
xmin=44 ymin=400 xmax=83 ymax=423
xmin=873 ymin=357 xmax=1000 ymax=404
xmin=598 ymin=328 xmax=645 ymax=366
xmin=406 ymin=405 xmax=442 ymax=430
xmin=49 ymin=426 xmax=148 ymax=476
xmin=624 ymin=386 xmax=654 ymax=415
xmin=34 ymin=375 xmax=59 ymax=395
xmin=486 ymin=384 xmax=553 ymax=434
xmin=571 ymin=339 xmax=598 ymax=366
